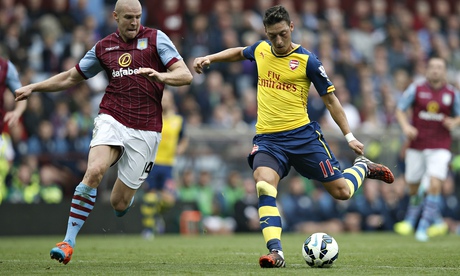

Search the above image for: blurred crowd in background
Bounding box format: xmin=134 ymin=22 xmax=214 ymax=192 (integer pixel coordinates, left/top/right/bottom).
xmin=1 ymin=0 xmax=460 ymax=235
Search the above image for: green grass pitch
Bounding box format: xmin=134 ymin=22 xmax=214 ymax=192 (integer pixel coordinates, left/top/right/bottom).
xmin=1 ymin=232 xmax=459 ymax=275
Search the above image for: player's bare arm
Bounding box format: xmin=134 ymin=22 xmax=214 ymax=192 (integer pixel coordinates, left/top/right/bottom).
xmin=443 ymin=116 xmax=460 ymax=131
xmin=322 ymin=92 xmax=364 ymax=155
xmin=4 ymin=100 xmax=27 ymax=126
xmin=15 ymin=67 xmax=84 ymax=101
xmin=136 ymin=60 xmax=192 ymax=86
xmin=395 ymin=108 xmax=418 ymax=140
xmin=193 ymin=47 xmax=246 ymax=74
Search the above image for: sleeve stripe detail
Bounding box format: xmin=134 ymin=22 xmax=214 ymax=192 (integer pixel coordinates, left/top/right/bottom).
xmin=327 ymin=85 xmax=335 ymax=93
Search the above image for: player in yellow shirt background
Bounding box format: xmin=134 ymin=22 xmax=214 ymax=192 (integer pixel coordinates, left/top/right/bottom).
xmin=194 ymin=5 xmax=394 ymax=268
xmin=141 ymin=89 xmax=189 ymax=239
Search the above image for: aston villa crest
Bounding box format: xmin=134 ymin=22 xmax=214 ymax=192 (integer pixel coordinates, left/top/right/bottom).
xmin=442 ymin=93 xmax=452 ymax=106
xmin=137 ymin=38 xmax=148 ymax=50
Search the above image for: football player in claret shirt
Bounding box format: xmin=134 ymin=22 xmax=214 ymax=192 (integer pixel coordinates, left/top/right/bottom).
xmin=194 ymin=5 xmax=394 ymax=268
xmin=15 ymin=0 xmax=192 ymax=264
xmin=0 ymin=57 xmax=28 ymax=204
xmin=394 ymin=57 xmax=460 ymax=241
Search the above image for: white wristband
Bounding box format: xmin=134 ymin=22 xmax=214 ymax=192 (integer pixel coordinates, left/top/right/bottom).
xmin=345 ymin=133 xmax=356 ymax=143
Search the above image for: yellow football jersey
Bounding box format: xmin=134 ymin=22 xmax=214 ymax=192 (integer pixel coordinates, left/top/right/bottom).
xmin=155 ymin=114 xmax=184 ymax=166
xmin=243 ymin=41 xmax=335 ymax=134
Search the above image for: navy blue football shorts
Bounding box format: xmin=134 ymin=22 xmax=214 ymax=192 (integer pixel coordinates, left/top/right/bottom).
xmin=144 ymin=164 xmax=173 ymax=191
xmin=247 ymin=121 xmax=344 ymax=182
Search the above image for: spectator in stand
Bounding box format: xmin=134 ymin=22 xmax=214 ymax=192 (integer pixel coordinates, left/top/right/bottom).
xmin=447 ymin=32 xmax=460 ymax=72
xmin=71 ymin=99 xmax=93 ymax=138
xmin=207 ymin=1 xmax=232 ymax=49
xmin=347 ymin=0 xmax=372 ymax=29
xmin=61 ymin=26 xmax=91 ymax=62
xmin=360 ymin=76 xmax=383 ymax=131
xmin=197 ymin=169 xmax=236 ymax=234
xmin=413 ymin=0 xmax=431 ymax=31
xmin=195 ymin=170 xmax=215 ymax=219
xmin=379 ymin=178 xmax=408 ymax=230
xmin=26 ymin=119 xmax=76 ymax=191
xmin=233 ymin=177 xmax=260 ymax=232
xmin=370 ymin=0 xmax=387 ymax=30
xmin=433 ymin=0 xmax=451 ymax=34
xmin=300 ymin=0 xmax=319 ymax=33
xmin=24 ymin=0 xmax=45 ymax=34
xmin=445 ymin=14 xmax=460 ymax=40
xmin=184 ymin=14 xmax=211 ymax=63
xmin=81 ymin=14 xmax=102 ymax=44
xmin=318 ymin=0 xmax=342 ymax=27
xmin=244 ymin=0 xmax=275 ymax=36
xmin=69 ymin=0 xmax=106 ymax=28
xmin=183 ymin=0 xmax=202 ymax=36
xmin=210 ymin=104 xmax=232 ymax=129
xmin=7 ymin=154 xmax=63 ymax=204
xmin=61 ymin=117 xmax=91 ymax=180
xmin=334 ymin=31 xmax=362 ymax=99
xmin=7 ymin=156 xmax=41 ymax=204
xmin=195 ymin=70 xmax=225 ymax=123
xmin=177 ymin=168 xmax=199 ymax=206
xmin=216 ymin=170 xmax=245 ymax=218
xmin=50 ymin=0 xmax=77 ymax=34
xmin=68 ymin=0 xmax=90 ymax=26
xmin=145 ymin=0 xmax=185 ymax=40
xmin=10 ymin=3 xmax=34 ymax=64
xmin=371 ymin=44 xmax=392 ymax=100
xmin=39 ymin=165 xmax=65 ymax=204
xmin=27 ymin=120 xmax=67 ymax=158
xmin=315 ymin=32 xmax=334 ymax=63
xmin=240 ymin=87 xmax=258 ymax=128
xmin=50 ymin=100 xmax=71 ymax=139
xmin=228 ymin=0 xmax=245 ymax=34
xmin=98 ymin=3 xmax=119 ymax=38
xmin=347 ymin=179 xmax=390 ymax=231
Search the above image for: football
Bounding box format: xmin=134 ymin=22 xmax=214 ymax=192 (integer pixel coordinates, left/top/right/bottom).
xmin=302 ymin=232 xmax=339 ymax=268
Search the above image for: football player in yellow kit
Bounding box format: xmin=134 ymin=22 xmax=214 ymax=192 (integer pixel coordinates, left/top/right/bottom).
xmin=194 ymin=5 xmax=394 ymax=268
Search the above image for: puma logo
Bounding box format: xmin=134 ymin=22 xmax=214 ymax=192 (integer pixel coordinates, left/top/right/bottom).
xmin=260 ymin=217 xmax=270 ymax=225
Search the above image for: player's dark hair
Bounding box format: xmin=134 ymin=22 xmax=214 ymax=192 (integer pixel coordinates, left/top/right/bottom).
xmin=263 ymin=5 xmax=291 ymax=27
xmin=428 ymin=55 xmax=447 ymax=67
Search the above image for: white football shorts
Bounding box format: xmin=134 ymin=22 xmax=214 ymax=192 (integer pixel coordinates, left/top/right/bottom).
xmin=404 ymin=148 xmax=452 ymax=184
xmin=90 ymin=113 xmax=161 ymax=189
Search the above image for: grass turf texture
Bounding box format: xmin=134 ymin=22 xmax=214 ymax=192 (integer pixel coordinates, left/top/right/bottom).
xmin=1 ymin=233 xmax=459 ymax=275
